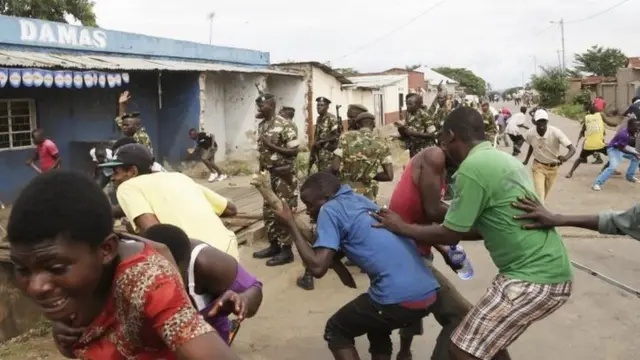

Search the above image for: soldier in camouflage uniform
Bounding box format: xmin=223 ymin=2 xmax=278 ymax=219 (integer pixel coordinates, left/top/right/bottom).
xmin=346 ymin=104 xmax=368 ymax=131
xmin=397 ymin=94 xmax=439 ymax=158
xmin=252 ymin=93 xmax=301 ymax=267
xmin=480 ymin=102 xmax=499 ymax=144
xmin=115 ymin=91 xmax=153 ymax=155
xmin=310 ymin=97 xmax=341 ymax=173
xmin=331 ymin=112 xmax=394 ymax=201
xmin=429 ymin=90 xmax=452 ymax=128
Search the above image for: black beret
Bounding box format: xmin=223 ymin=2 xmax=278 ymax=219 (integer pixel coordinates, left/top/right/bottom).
xmin=255 ymin=93 xmax=275 ymax=103
xmin=281 ymin=106 xmax=295 ymax=112
xmin=316 ymin=96 xmax=331 ymax=104
xmin=355 ymin=112 xmax=375 ymax=121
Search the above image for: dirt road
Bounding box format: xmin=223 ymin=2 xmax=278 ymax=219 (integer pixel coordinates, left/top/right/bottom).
xmin=2 ymin=103 xmax=639 ymax=359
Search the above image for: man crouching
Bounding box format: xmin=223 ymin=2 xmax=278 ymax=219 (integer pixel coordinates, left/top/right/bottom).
xmin=273 ymin=172 xmax=439 ymax=360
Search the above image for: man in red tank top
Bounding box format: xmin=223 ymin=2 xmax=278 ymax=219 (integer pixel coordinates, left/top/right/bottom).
xmin=388 ymin=146 xmax=485 ymax=360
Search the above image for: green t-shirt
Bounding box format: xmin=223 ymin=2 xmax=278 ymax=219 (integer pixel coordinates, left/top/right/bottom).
xmin=444 ymin=141 xmax=572 ymax=284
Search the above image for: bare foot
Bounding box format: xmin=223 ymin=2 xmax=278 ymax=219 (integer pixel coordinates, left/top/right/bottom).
xmin=565 ymin=173 xmax=573 ymax=179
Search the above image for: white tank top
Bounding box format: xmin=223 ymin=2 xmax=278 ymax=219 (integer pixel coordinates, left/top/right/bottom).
xmin=187 ymin=243 xmax=214 ymax=311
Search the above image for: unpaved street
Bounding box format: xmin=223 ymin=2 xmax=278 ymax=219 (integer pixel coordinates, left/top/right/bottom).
xmin=2 ymin=104 xmax=640 ymax=360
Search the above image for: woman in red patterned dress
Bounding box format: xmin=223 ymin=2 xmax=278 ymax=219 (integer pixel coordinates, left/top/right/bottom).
xmin=7 ymin=171 xmax=239 ymax=360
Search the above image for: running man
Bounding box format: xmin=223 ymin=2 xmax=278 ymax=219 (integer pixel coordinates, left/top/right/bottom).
xmin=566 ymin=104 xmax=607 ymax=179
xmin=188 ymin=128 xmax=227 ymax=182
xmin=504 ymin=106 xmax=529 ymax=156
xmin=592 ymin=117 xmax=640 ymax=191
xmin=372 ymin=107 xmax=573 ymax=360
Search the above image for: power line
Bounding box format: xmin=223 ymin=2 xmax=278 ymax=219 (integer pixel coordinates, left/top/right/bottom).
xmin=565 ymin=0 xmax=635 ymax=24
xmin=332 ymin=0 xmax=449 ymax=61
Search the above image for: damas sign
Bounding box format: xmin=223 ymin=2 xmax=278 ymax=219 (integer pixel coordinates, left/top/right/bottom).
xmin=19 ymin=19 xmax=107 ymax=49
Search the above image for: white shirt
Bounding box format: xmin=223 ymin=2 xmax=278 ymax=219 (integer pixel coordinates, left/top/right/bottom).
xmin=524 ymin=125 xmax=572 ymax=164
xmin=505 ymin=113 xmax=528 ymax=136
xmin=489 ymin=106 xmax=499 ymax=117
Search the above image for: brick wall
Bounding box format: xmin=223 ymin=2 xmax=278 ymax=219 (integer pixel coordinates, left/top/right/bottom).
xmin=384 ymin=111 xmax=400 ymax=125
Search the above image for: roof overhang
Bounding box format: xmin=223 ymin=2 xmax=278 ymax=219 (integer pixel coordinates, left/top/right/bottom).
xmin=0 ymin=49 xmax=302 ymax=76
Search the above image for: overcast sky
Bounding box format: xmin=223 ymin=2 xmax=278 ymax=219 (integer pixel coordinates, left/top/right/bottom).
xmin=93 ymin=0 xmax=638 ymax=89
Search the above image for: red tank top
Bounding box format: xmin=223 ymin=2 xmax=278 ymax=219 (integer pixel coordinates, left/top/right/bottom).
xmin=389 ymin=159 xmax=446 ymax=256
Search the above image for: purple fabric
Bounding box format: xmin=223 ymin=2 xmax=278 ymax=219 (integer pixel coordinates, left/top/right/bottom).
xmin=609 ymin=128 xmax=631 ymax=148
xmin=198 ymin=263 xmax=261 ymax=343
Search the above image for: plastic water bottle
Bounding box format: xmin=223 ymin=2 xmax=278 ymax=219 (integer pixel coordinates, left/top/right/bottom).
xmin=447 ymin=245 xmax=474 ymax=280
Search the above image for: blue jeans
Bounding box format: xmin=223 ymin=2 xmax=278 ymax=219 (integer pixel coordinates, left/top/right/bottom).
xmin=594 ymin=147 xmax=639 ymax=185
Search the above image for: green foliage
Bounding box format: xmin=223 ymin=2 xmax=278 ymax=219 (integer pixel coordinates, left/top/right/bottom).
xmin=432 ymin=67 xmax=487 ymax=96
xmin=404 ymin=64 xmax=422 ymax=71
xmin=552 ymin=104 xmax=585 ymax=121
xmin=0 ymin=0 xmax=97 ymax=26
xmin=572 ymin=91 xmax=591 ymax=107
xmin=502 ymin=86 xmax=522 ymax=97
xmin=335 ymin=68 xmax=360 ymax=76
xmin=531 ymin=66 xmax=569 ymax=107
xmin=574 ymin=45 xmax=627 ymax=77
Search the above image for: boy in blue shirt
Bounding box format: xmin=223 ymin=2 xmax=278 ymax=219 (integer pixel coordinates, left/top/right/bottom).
xmin=274 ymin=172 xmax=439 ymax=360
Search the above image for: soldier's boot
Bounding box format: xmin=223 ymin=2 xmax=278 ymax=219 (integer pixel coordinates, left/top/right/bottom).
xmin=266 ymin=245 xmax=294 ymax=266
xmin=296 ymin=269 xmax=315 ymax=291
xmin=253 ymin=241 xmax=281 ymax=259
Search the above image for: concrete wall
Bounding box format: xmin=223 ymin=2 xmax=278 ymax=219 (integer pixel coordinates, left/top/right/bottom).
xmin=0 ymin=71 xmax=198 ymax=202
xmin=310 ymin=66 xmax=350 ymax=122
xmin=382 ymin=77 xmax=409 ymax=125
xmin=267 ymin=74 xmax=307 ymax=143
xmin=616 ymin=68 xmax=640 ymax=113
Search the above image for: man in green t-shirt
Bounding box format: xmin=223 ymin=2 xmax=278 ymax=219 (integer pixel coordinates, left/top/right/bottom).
xmin=372 ymin=107 xmax=573 ymax=360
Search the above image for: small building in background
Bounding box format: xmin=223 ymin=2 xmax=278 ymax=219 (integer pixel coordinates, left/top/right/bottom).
xmin=0 ymin=14 xmax=302 ymax=202
xmin=344 ymin=74 xmax=409 ymax=125
xmin=416 ymin=67 xmax=458 ymax=104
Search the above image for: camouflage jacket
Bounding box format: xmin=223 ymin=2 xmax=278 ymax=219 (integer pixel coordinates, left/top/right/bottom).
xmin=258 ymin=114 xmax=300 ymax=170
xmin=404 ymin=107 xmax=439 ymax=150
xmin=115 ymin=116 xmax=154 ymax=155
xmin=481 ymin=110 xmax=498 ymax=142
xmin=314 ymin=112 xmax=341 ymax=151
xmin=428 ymin=104 xmax=451 ymax=128
xmin=333 ymin=128 xmax=392 ymax=200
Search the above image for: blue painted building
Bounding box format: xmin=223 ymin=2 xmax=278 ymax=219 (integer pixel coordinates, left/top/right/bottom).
xmin=0 ymin=15 xmax=301 ymax=203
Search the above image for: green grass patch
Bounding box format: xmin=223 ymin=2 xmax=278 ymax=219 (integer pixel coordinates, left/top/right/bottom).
xmin=552 ymin=104 xmax=585 ymax=121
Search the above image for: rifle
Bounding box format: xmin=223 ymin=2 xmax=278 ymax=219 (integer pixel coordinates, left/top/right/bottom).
xmin=336 ymin=104 xmax=343 ymax=136
xmin=254 ymin=83 xmax=264 ymax=95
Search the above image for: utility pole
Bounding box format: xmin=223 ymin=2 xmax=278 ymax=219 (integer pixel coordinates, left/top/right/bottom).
xmin=556 ymin=50 xmax=562 ymax=68
xmin=207 ymin=12 xmax=216 ymax=45
xmin=551 ymin=19 xmax=566 ymax=70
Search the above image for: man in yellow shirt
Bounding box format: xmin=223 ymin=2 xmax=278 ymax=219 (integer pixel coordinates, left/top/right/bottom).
xmin=102 ymin=143 xmax=240 ymax=260
xmin=565 ymin=104 xmax=607 ymax=179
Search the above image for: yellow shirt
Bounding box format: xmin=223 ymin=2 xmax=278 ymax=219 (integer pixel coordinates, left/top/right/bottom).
xmin=583 ymin=113 xmax=606 ymax=150
xmin=117 ymin=172 xmax=239 ymax=260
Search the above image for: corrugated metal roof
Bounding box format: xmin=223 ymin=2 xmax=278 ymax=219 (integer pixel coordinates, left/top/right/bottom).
xmin=344 ymin=74 xmax=407 ymax=89
xmin=0 ymin=50 xmax=301 ymax=76
xmin=416 ymin=67 xmax=458 ymax=85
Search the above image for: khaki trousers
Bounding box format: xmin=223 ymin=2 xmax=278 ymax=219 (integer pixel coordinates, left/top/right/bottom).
xmin=531 ymin=160 xmax=559 ymax=203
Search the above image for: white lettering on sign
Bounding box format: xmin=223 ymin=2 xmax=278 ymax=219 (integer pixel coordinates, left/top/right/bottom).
xmin=19 ymin=19 xmax=107 ymax=49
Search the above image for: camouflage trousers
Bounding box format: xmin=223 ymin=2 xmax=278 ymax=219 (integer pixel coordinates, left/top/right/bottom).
xmin=314 ymin=149 xmax=334 ymax=173
xmin=263 ymin=172 xmax=299 ymax=246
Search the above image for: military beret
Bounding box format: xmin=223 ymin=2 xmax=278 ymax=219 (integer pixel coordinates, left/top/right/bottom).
xmin=122 ymin=111 xmax=141 ymax=119
xmin=316 ymin=96 xmax=331 ymax=104
xmin=348 ymin=104 xmax=368 ymax=112
xmin=355 ymin=112 xmax=375 ymax=121
xmin=405 ymin=93 xmax=420 ymax=100
xmin=255 ymin=93 xmax=275 ymax=103
xmin=281 ymin=106 xmax=295 ymax=112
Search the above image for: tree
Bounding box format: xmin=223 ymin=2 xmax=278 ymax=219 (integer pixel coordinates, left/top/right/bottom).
xmin=0 ymin=0 xmax=97 ymax=26
xmin=574 ymin=45 xmax=627 ymax=77
xmin=334 ymin=68 xmax=360 ymax=76
xmin=502 ymin=87 xmax=522 ymax=98
xmin=404 ymin=63 xmax=422 ymax=71
xmin=432 ymin=67 xmax=487 ymax=96
xmin=531 ymin=66 xmax=569 ymax=107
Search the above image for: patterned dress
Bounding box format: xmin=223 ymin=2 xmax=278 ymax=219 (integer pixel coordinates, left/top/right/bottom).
xmin=72 ymin=243 xmax=214 ymax=359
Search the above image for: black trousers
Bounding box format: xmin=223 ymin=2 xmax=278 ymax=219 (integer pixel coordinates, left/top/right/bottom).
xmin=508 ymin=134 xmax=525 ymax=155
xmin=324 ymin=293 xmax=431 ymax=355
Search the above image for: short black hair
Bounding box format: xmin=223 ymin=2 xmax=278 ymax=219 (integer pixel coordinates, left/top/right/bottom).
xmin=7 ymin=171 xmax=113 ymax=248
xmin=520 ymin=106 xmax=527 ymax=114
xmin=111 ymin=137 xmax=136 ymax=151
xmin=442 ymin=107 xmax=486 ymax=143
xmin=301 ymin=172 xmax=341 ymax=200
xmin=188 ymin=128 xmax=198 ymax=133
xmin=142 ymin=224 xmax=191 ymax=264
xmin=632 ymin=96 xmax=639 ymax=103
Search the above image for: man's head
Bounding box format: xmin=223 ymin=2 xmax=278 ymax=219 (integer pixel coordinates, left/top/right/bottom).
xmin=406 ymin=93 xmax=423 ymax=114
xmin=437 ymin=107 xmax=486 ymax=165
xmin=355 ymin=112 xmax=376 ymax=130
xmin=94 ymin=144 xmax=108 ymax=163
xmin=121 ymin=112 xmax=141 ymax=137
xmin=481 ymin=102 xmax=489 ymax=112
xmin=279 ymin=106 xmax=295 ymax=120
xmin=632 ymin=96 xmax=640 ymax=104
xmin=316 ymin=97 xmax=331 ymax=116
xmin=142 ymin=224 xmax=192 ymax=271
xmin=32 ymin=129 xmax=45 ymax=145
xmin=100 ymin=143 xmax=154 ymax=188
xmin=7 ymin=171 xmax=118 ymax=322
xmin=533 ymin=109 xmax=550 ymax=136
xmin=188 ymin=128 xmax=199 ymax=141
xmin=300 ymin=172 xmax=341 ymax=222
xmin=437 ymin=91 xmax=447 ymax=106
xmin=346 ymin=104 xmax=368 ymax=120
xmin=256 ymin=93 xmax=276 ymax=119
xmin=520 ymin=106 xmax=528 ymax=114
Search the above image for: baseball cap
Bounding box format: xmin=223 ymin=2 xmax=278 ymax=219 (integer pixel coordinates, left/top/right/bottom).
xmin=534 ymin=109 xmax=549 ymax=121
xmin=99 ymin=143 xmax=153 ymax=171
